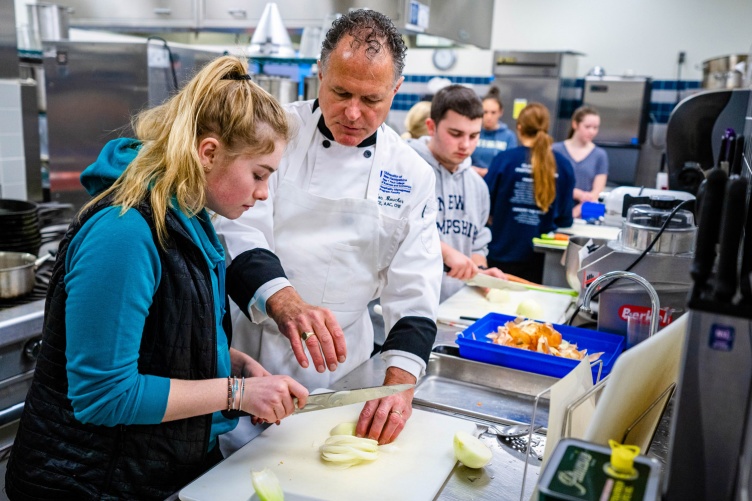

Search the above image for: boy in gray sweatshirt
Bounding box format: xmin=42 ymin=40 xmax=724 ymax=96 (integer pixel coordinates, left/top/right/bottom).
xmin=408 ymin=85 xmax=506 ymax=302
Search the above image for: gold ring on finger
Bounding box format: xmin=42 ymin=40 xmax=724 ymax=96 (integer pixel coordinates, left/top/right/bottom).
xmin=301 ymin=331 xmax=315 ymax=341
xmin=390 ymin=409 xmax=403 ymax=418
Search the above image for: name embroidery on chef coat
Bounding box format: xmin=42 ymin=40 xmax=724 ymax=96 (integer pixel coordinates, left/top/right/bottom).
xmin=377 ymin=171 xmax=412 ymax=208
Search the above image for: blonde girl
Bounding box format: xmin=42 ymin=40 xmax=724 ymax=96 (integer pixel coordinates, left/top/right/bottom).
xmin=6 ymin=56 xmax=308 ymax=501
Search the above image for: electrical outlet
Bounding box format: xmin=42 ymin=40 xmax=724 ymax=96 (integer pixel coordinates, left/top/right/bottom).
xmin=148 ymin=45 xmax=170 ymax=69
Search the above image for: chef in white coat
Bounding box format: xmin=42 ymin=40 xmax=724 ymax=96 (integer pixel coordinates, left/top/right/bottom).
xmin=214 ymin=9 xmax=442 ymax=450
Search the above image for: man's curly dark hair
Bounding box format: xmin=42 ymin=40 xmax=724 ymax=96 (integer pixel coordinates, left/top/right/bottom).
xmin=319 ymin=9 xmax=407 ymax=85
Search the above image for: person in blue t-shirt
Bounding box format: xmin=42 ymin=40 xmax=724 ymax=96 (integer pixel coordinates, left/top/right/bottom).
xmin=552 ymin=106 xmax=609 ymax=218
xmin=485 ymin=102 xmax=575 ymax=283
xmin=5 ymin=56 xmax=309 ymax=501
xmin=471 ymin=86 xmax=518 ymax=177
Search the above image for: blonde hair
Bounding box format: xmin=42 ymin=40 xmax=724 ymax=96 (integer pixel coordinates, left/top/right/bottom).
xmin=402 ymin=100 xmax=432 ymax=139
xmin=517 ymin=103 xmax=556 ymax=212
xmin=81 ymin=56 xmax=291 ymax=247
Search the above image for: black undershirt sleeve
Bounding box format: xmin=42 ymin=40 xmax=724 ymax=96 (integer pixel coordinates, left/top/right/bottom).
xmin=226 ymin=248 xmax=287 ymax=321
xmin=380 ymin=316 xmax=437 ymax=365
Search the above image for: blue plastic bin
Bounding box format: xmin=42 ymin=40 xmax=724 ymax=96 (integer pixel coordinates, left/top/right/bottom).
xmin=455 ymin=312 xmax=624 ymax=381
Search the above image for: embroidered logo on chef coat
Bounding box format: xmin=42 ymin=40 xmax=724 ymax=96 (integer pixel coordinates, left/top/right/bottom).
xmin=377 ymin=171 xmax=412 ymax=208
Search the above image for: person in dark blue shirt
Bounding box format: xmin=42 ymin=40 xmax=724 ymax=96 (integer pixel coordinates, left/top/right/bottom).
xmin=485 ymin=102 xmax=575 ymax=283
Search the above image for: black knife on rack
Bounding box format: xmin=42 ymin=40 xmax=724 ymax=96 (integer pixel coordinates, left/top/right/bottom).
xmin=712 ymin=177 xmax=748 ymax=303
xmin=690 ymin=167 xmax=728 ymax=300
xmin=731 ymin=135 xmax=745 ymax=177
xmin=740 ymin=179 xmax=752 ymax=303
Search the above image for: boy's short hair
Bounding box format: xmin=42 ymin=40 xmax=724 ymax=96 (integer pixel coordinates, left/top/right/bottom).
xmin=430 ymin=84 xmax=483 ymax=124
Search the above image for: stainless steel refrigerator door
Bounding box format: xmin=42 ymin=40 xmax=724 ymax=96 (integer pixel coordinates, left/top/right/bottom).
xmin=582 ymin=76 xmax=651 ymax=145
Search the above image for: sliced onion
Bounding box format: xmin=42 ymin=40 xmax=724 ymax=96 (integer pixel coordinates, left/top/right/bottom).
xmin=329 ymin=422 xmax=357 ymax=436
xmin=250 ymin=468 xmax=284 ymax=501
xmin=320 ymin=434 xmax=380 ymax=468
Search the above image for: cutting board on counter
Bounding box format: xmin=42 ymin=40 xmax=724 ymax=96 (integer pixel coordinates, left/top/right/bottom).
xmin=438 ymin=286 xmax=574 ymax=325
xmin=179 ymin=405 xmax=476 ymax=501
xmin=584 ymin=314 xmax=688 ymax=450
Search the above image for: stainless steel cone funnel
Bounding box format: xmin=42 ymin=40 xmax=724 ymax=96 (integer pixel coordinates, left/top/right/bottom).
xmin=249 ymin=2 xmax=295 ymax=57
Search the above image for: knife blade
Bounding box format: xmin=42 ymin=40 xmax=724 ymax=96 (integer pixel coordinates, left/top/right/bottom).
xmin=465 ymin=272 xmax=578 ymax=296
xmin=465 ymin=273 xmax=528 ymax=291
xmin=294 ymin=384 xmax=414 ymax=414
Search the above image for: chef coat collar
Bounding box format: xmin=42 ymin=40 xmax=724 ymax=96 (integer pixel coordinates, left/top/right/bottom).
xmin=312 ymin=99 xmax=377 ymax=148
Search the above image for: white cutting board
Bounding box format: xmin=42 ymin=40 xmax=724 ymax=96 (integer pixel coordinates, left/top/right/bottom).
xmin=179 ymin=405 xmax=476 ymax=501
xmin=584 ymin=314 xmax=688 ymax=450
xmin=438 ymin=285 xmax=574 ymax=325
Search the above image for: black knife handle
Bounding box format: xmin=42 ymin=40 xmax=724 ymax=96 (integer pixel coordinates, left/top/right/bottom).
xmin=692 ymin=167 xmax=728 ymax=287
xmin=720 ymin=135 xmax=730 ymax=165
xmin=740 ymin=180 xmax=752 ymax=301
xmin=731 ymin=135 xmax=745 ymax=177
xmin=713 ymin=177 xmax=748 ymax=302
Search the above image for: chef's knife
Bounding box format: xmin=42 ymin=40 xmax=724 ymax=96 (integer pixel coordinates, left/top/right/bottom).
xmin=465 ymin=273 xmax=578 ymax=296
xmin=712 ymin=177 xmax=748 ymax=303
xmin=293 ymin=384 xmax=414 ymax=414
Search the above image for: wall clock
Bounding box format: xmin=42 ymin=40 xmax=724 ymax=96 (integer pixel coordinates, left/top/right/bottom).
xmin=432 ymin=49 xmax=457 ymax=71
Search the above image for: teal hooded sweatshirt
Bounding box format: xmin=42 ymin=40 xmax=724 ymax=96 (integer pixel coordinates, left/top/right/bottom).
xmin=68 ymin=138 xmax=235 ymax=450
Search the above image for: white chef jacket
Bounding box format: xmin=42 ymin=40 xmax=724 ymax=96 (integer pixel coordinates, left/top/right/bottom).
xmin=214 ymin=100 xmax=442 ymax=382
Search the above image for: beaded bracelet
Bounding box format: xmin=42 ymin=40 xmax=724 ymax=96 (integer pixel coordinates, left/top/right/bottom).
xmin=226 ymin=376 xmax=233 ymax=411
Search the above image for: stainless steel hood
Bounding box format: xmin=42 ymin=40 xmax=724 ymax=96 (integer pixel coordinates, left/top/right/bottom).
xmin=64 ymin=0 xmax=494 ymax=48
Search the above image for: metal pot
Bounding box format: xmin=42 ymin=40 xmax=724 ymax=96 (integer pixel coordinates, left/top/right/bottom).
xmin=26 ymin=3 xmax=71 ymax=42
xmin=304 ymin=75 xmax=320 ymax=100
xmin=254 ymin=75 xmax=299 ymax=104
xmin=0 ymin=199 xmax=42 ymax=255
xmin=0 ymin=252 xmax=52 ymax=299
xmin=701 ymin=54 xmax=748 ymax=89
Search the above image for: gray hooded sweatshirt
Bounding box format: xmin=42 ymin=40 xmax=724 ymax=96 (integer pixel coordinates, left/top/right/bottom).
xmin=408 ymin=136 xmax=492 ymax=302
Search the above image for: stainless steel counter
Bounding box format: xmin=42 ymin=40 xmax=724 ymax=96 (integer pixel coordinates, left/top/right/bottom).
xmin=331 ymin=323 xmax=672 ymax=501
xmin=167 ymin=322 xmax=672 ymax=501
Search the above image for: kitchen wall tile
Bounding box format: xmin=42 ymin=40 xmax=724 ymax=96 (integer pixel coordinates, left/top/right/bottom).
xmin=0 ymin=79 xmax=22 ymax=109
xmin=0 ymin=108 xmax=23 ymax=135
xmin=0 ymin=157 xmax=26 ymax=185
xmin=0 ymin=133 xmax=25 ymax=159
xmin=0 ymin=181 xmax=28 ymax=200
xmin=391 ymin=75 xmax=702 ymax=126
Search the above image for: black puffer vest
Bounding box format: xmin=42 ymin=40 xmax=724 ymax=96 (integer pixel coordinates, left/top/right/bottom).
xmin=6 ymin=196 xmax=224 ymax=500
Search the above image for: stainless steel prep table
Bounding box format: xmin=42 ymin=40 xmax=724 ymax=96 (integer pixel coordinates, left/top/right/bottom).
xmin=169 ymin=323 xmax=672 ymax=501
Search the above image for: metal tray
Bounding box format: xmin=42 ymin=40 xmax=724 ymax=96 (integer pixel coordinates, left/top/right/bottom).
xmin=413 ymin=346 xmax=557 ymax=427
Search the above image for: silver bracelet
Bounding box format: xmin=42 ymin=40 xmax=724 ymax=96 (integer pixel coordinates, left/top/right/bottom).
xmin=230 ymin=376 xmax=240 ymax=410
xmin=239 ymin=377 xmax=246 ymax=413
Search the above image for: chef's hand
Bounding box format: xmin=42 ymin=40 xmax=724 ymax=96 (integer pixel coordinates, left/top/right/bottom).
xmin=266 ymin=286 xmax=347 ymax=373
xmin=244 ymin=374 xmax=309 ymax=425
xmin=355 ymin=367 xmax=415 ymax=445
xmin=442 ymin=243 xmax=478 ymax=281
